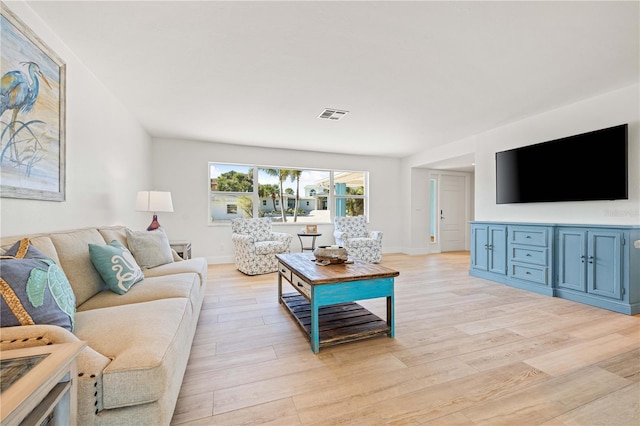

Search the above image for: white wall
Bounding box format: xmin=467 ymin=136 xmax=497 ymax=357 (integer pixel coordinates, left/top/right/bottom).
xmin=0 ymin=2 xmax=153 ymax=237
xmin=405 ymin=84 xmax=639 ymax=231
xmin=475 ymin=84 xmax=639 ymax=225
xmin=151 ymin=138 xmax=403 ymax=263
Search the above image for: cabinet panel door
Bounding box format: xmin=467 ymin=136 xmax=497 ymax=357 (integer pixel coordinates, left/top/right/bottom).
xmin=557 ymin=229 xmax=586 ymax=292
xmin=471 ymin=226 xmax=488 ymax=271
xmin=488 ymin=226 xmax=507 ymax=274
xmin=588 ymin=231 xmax=622 ymax=300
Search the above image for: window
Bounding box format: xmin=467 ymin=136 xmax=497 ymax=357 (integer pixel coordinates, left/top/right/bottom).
xmin=209 ymin=163 xmax=366 ymax=224
xmin=334 ymin=171 xmax=366 ymax=217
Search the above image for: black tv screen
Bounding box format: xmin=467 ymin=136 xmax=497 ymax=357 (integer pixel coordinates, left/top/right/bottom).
xmin=496 ymin=124 xmax=628 ymax=204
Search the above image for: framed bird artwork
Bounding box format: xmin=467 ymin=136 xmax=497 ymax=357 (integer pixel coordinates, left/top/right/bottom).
xmin=1 ymin=3 xmax=66 ymax=201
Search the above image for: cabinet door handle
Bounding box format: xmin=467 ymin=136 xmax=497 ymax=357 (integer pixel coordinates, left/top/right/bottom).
xmin=526 ymin=235 xmax=531 ymax=239
xmin=526 ymin=253 xmax=531 ymax=257
xmin=588 ymin=256 xmax=594 ymax=264
xmin=580 ymin=255 xmax=585 ymax=263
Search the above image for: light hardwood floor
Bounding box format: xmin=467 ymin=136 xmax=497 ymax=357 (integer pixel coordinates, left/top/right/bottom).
xmin=172 ymin=252 xmax=640 ymax=425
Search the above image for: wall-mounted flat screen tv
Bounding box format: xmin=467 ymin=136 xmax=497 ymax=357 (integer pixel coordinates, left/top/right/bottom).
xmin=496 ymin=124 xmax=628 ymax=204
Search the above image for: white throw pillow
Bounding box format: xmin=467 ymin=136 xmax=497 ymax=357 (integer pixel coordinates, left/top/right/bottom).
xmin=126 ymin=228 xmax=173 ymax=269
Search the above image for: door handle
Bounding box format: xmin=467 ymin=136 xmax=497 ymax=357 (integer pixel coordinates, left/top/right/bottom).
xmin=588 ymin=256 xmax=594 ymax=264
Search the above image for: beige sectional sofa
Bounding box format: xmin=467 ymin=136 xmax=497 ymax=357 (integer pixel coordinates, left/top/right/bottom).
xmin=0 ymin=226 xmax=207 ymax=425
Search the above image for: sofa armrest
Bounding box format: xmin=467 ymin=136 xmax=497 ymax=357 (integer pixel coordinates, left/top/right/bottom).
xmin=142 ymin=257 xmax=208 ymax=286
xmin=0 ymin=324 xmax=80 ymax=350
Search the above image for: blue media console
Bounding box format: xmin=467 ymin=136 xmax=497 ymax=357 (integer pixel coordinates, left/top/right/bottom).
xmin=470 ymin=221 xmax=640 ymax=315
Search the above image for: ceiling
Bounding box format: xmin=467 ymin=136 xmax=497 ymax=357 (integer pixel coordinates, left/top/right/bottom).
xmin=23 ymin=1 xmax=640 ymax=160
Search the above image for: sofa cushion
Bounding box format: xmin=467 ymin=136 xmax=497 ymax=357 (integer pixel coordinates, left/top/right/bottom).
xmin=97 ymin=226 xmax=129 ymax=248
xmin=0 ymin=239 xmax=75 ymax=331
xmin=89 ymin=240 xmax=144 ymax=295
xmin=73 ymin=298 xmax=193 ymax=409
xmin=126 ymin=228 xmax=173 ymax=269
xmin=49 ymin=229 xmax=108 ymax=307
xmin=77 ymin=273 xmax=202 ymax=312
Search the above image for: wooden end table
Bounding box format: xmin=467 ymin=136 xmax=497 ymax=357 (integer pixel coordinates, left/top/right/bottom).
xmin=276 ymin=253 xmax=399 ymax=353
xmin=0 ymin=341 xmax=86 ymax=426
xmin=169 ymin=240 xmax=192 ymax=260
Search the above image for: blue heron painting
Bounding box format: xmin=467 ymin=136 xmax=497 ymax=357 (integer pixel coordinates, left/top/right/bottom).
xmin=0 ymin=6 xmax=65 ymax=201
xmin=1 ymin=61 xmax=52 ymax=167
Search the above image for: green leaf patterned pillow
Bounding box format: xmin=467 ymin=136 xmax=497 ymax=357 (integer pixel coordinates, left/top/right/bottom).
xmin=0 ymin=239 xmax=76 ymax=331
xmin=89 ymin=240 xmax=144 ymax=295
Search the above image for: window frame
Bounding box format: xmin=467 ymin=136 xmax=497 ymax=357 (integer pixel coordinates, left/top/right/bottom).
xmin=208 ymin=162 xmax=369 ymax=225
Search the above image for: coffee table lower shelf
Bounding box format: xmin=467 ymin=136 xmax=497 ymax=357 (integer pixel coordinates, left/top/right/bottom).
xmin=281 ymin=293 xmax=391 ymax=348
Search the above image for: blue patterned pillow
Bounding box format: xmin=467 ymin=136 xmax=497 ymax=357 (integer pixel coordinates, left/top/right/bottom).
xmin=0 ymin=239 xmax=76 ymax=331
xmin=89 ymin=240 xmax=144 ymax=295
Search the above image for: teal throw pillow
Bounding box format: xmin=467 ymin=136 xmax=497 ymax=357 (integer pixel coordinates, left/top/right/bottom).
xmin=89 ymin=240 xmax=144 ymax=295
xmin=0 ymin=239 xmax=76 ymax=331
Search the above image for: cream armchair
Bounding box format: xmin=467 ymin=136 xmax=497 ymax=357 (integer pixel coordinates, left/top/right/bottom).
xmin=231 ymin=218 xmax=292 ymax=275
xmin=333 ymin=215 xmax=383 ymax=263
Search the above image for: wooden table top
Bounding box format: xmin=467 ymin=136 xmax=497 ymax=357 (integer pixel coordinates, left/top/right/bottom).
xmin=276 ymin=253 xmax=399 ymax=285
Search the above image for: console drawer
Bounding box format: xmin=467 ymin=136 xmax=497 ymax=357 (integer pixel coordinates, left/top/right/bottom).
xmin=510 ymin=227 xmax=548 ymax=247
xmin=291 ymin=273 xmax=311 ymax=299
xmin=510 ymin=263 xmax=548 ymax=285
xmin=278 ymin=262 xmax=292 ymax=282
xmin=511 ymin=246 xmax=548 ymax=266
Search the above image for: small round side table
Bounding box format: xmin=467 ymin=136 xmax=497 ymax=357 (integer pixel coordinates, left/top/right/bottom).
xmin=297 ymin=233 xmax=322 ymax=252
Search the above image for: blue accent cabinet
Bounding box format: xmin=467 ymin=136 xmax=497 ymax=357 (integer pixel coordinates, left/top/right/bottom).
xmin=556 ymin=228 xmax=627 ymax=312
xmin=470 ymin=223 xmax=507 ymax=276
xmin=470 ymin=222 xmax=640 ymax=315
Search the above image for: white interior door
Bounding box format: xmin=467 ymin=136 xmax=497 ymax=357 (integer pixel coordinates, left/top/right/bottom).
xmin=440 ymin=175 xmax=466 ymax=252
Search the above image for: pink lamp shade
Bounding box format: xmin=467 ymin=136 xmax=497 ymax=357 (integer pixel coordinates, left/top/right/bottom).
xmin=136 ymin=191 xmax=174 ymax=231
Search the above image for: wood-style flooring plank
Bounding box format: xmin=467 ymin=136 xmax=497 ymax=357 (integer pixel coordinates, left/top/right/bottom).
xmin=171 ymin=252 xmax=640 ymax=425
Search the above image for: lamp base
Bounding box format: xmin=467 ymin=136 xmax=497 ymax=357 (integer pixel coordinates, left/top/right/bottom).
xmin=147 ymin=214 xmax=161 ymax=231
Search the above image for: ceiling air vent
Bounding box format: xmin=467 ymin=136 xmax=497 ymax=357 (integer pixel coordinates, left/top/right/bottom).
xmin=318 ymin=108 xmax=349 ymax=120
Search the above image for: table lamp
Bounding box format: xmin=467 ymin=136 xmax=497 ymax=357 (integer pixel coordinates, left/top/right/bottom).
xmin=136 ymin=191 xmax=174 ymax=231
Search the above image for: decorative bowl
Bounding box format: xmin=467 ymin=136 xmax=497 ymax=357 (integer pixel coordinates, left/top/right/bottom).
xmin=313 ymin=246 xmax=348 ymax=265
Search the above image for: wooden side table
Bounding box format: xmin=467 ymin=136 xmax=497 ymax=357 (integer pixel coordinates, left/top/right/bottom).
xmin=0 ymin=341 xmax=86 ymax=426
xmin=170 ymin=240 xmax=192 ymax=260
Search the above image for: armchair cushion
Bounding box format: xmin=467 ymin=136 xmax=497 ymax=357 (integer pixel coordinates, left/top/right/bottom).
xmin=231 ymin=217 xmax=272 ymax=242
xmin=334 ymin=216 xmax=368 ymax=238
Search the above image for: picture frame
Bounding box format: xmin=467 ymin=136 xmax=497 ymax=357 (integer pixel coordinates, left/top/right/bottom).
xmin=1 ymin=4 xmax=66 ymax=201
xmin=306 ymin=224 xmax=318 ymax=234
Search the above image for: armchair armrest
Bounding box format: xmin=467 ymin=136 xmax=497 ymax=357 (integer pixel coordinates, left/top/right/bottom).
xmin=231 ymin=233 xmax=256 ymax=252
xmin=270 ymin=232 xmax=292 ymax=245
xmin=370 ymin=231 xmax=383 ymax=241
xmin=334 ymin=230 xmax=348 ymax=239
